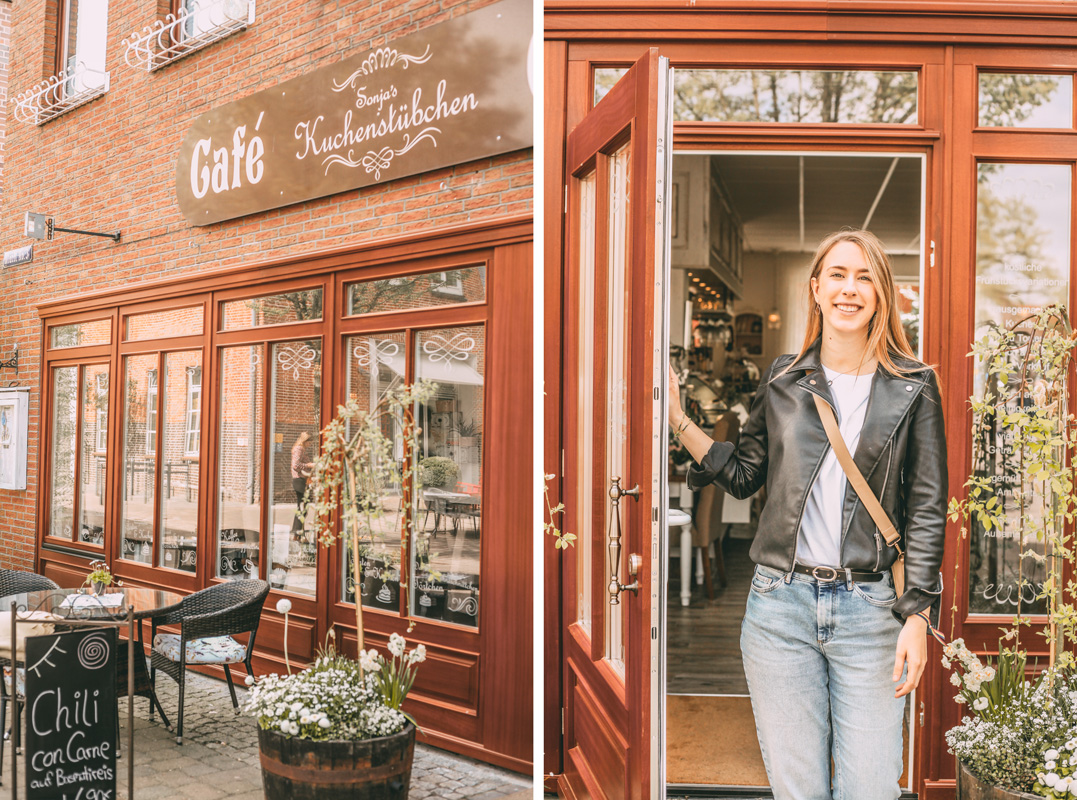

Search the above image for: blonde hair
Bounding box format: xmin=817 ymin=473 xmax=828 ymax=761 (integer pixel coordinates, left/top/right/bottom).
xmin=797 ymin=229 xmax=922 ymax=377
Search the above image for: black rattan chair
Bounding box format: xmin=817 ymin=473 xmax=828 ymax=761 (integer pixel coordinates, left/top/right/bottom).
xmin=0 ymin=570 xmax=59 ymax=771
xmin=150 ymin=579 xmax=269 ymax=744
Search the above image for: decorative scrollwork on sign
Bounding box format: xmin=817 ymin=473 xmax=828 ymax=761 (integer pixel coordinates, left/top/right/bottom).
xmin=277 ymin=343 xmax=317 ymax=380
xmin=352 ymin=340 xmax=400 ymax=369
xmin=13 ymin=63 xmax=111 ymax=126
xmin=447 ymin=594 xmax=478 ymax=617
xmin=331 ymin=46 xmax=432 ymax=91
xmin=423 ymin=332 xmax=476 ymax=369
xmin=322 ymin=127 xmax=441 ymax=178
xmin=123 ymin=0 xmax=255 ymax=71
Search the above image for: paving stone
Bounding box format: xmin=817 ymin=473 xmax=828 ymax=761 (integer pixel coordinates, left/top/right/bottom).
xmin=0 ymin=669 xmax=532 ymax=798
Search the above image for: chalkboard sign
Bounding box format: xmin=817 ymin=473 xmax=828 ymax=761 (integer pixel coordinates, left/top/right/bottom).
xmin=25 ymin=627 xmax=118 ymax=799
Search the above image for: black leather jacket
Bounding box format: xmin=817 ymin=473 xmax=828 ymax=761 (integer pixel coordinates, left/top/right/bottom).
xmin=687 ymin=339 xmax=947 ymax=622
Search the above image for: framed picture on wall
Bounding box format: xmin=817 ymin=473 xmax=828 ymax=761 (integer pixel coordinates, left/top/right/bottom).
xmin=0 ymin=389 xmax=29 ymax=491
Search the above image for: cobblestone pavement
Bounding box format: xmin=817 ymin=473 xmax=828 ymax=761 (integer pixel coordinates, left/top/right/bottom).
xmin=1 ymin=670 xmax=532 ymax=800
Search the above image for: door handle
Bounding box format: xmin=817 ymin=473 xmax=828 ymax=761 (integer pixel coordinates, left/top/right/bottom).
xmin=607 ymin=476 xmax=642 ymax=605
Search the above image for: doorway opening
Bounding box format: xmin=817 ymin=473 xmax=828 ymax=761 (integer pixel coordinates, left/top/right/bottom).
xmin=663 ymin=151 xmax=925 ymax=792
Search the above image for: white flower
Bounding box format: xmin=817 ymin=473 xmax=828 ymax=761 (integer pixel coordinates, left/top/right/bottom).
xmin=408 ymin=644 xmax=427 ymax=664
xmin=955 ymin=695 xmax=967 ymax=704
xmin=1069 ymin=783 xmax=1077 ymax=797
xmin=388 ymin=633 xmax=406 ymax=658
xmin=1046 ymin=760 xmax=1057 ymax=771
xmin=941 ymin=657 xmax=951 ymax=668
xmin=1046 ymin=773 xmax=1060 ymax=788
xmin=245 ymin=675 xmax=255 ymax=686
xmin=276 ymin=598 xmax=292 ymax=615
xmin=318 ymin=717 xmax=331 ymax=729
xmin=973 ymin=697 xmax=988 ymax=711
xmin=1048 ymin=749 xmax=1061 ymax=761
xmin=951 ymin=673 xmax=963 ymax=687
xmin=359 ymin=649 xmax=381 ymax=673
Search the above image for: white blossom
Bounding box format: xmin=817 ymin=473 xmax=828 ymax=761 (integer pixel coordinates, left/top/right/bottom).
xmin=388 ymin=633 xmax=406 ymax=658
xmin=276 ymin=598 xmax=292 ymax=615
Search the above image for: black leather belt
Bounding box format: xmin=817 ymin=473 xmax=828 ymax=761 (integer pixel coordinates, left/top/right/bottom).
xmin=792 ymin=564 xmax=885 ymax=582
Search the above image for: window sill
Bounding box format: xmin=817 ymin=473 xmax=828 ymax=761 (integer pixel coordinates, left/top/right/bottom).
xmin=123 ymin=0 xmax=256 ymax=72
xmin=13 ymin=67 xmax=110 ymax=126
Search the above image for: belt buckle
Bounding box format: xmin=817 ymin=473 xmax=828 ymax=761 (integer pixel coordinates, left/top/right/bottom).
xmin=811 ymin=566 xmax=839 ymax=581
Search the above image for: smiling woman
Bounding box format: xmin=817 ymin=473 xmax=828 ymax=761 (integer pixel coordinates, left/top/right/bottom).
xmin=669 ymin=229 xmax=947 ymax=800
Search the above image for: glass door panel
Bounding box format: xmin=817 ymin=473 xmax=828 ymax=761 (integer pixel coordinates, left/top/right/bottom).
xmin=79 ymin=365 xmax=109 ymax=546
xmin=267 ymin=339 xmax=322 ymax=596
xmin=120 ymin=354 xmax=157 ymax=564
xmin=50 ymin=367 xmax=79 ymax=540
xmin=217 ymin=344 xmax=265 ymax=581
xmin=159 ymin=352 xmax=202 ymax=573
xmin=576 ymin=171 xmax=597 ymax=633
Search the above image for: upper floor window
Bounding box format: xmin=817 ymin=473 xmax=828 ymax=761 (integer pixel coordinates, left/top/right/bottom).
xmin=12 ymin=0 xmax=110 ymax=125
xmin=122 ymin=0 xmax=255 ymax=72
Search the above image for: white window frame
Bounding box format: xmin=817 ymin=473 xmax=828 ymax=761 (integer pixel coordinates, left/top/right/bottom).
xmin=146 ymin=369 xmax=158 ymax=456
xmin=184 ymin=366 xmax=202 ymax=457
xmin=94 ymin=372 xmax=108 ymax=453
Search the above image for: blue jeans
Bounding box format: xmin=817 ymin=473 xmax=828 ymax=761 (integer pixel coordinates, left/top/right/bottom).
xmin=740 ymin=564 xmax=906 ymax=800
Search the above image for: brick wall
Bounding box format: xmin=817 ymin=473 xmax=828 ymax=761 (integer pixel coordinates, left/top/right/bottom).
xmin=0 ymin=0 xmax=532 ymax=569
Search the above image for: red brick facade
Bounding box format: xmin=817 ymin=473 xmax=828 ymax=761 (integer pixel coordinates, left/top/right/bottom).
xmin=0 ymin=0 xmax=532 ymax=570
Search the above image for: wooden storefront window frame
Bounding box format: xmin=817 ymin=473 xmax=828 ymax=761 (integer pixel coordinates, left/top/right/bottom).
xmin=332 ymin=251 xmax=492 ymax=640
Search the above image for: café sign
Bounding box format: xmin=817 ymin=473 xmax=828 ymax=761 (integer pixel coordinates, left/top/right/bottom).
xmin=175 ymin=0 xmax=532 ymax=226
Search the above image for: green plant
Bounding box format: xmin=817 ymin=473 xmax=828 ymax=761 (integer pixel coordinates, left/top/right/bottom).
xmin=946 ymin=305 xmax=1077 ymax=671
xmin=359 ymin=632 xmax=426 ymax=725
xmin=305 ymin=380 xmax=436 ymax=667
xmin=83 ymin=559 xmax=117 ymax=589
xmin=419 ymin=456 xmax=460 ymax=489
xmin=544 ymin=473 xmax=576 ymax=550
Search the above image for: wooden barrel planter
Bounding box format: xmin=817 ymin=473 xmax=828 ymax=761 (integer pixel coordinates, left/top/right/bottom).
xmin=258 ymin=723 xmax=415 ymax=800
xmin=957 ymin=760 xmax=1041 ymax=800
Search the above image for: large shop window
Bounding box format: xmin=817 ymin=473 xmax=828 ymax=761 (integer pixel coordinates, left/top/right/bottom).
xmin=42 ymin=262 xmax=490 ymax=622
xmin=970 ymin=162 xmax=1073 ymax=615
xmin=341 ymin=324 xmax=486 ymax=629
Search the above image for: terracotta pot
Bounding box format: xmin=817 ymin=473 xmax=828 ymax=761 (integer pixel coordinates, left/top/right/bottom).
xmin=957 ymin=760 xmax=1041 ymax=800
xmin=258 ymin=723 xmax=415 ymax=800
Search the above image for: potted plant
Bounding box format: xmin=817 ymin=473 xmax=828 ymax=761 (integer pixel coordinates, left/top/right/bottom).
xmin=944 ymin=306 xmax=1077 ymax=798
xmin=418 ymin=455 xmax=460 ymax=489
xmin=247 ymin=631 xmax=427 ymax=799
xmin=83 ymin=559 xmax=119 ymax=595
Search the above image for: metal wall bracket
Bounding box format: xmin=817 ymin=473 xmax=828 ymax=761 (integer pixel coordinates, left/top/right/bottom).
xmin=0 ymin=344 xmax=18 ymax=373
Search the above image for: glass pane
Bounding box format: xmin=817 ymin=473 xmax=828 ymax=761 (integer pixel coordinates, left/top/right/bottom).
xmin=606 ymin=144 xmax=630 ymax=669
xmin=78 ymin=365 xmax=108 ymax=546
xmin=411 ymin=326 xmax=485 ymax=628
xmin=159 ymin=352 xmax=202 ymax=573
xmin=220 ymin=289 xmax=323 ymax=330
xmin=49 ymin=320 xmax=110 ymax=349
xmin=64 ymin=0 xmax=108 ymax=93
xmin=120 ymin=355 xmax=157 ymax=564
xmin=342 ymin=333 xmax=408 ymax=607
xmin=267 ymin=339 xmax=322 ymax=596
xmin=671 ymin=69 xmax=918 ymax=124
xmin=576 ymin=172 xmax=597 ymax=632
xmin=594 ymin=68 xmax=629 ymax=105
xmin=125 ymin=307 xmax=204 ymax=341
xmin=346 ymin=267 xmax=486 ymax=316
xmin=970 ymin=162 xmax=1072 ymax=615
xmin=217 ymin=345 xmax=264 ymax=580
xmin=49 ymin=367 xmax=79 ymax=539
xmin=979 ymin=73 xmax=1074 ymax=129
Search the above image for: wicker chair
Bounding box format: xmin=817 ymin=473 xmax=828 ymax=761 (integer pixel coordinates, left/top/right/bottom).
xmin=0 ymin=570 xmax=59 ymax=771
xmin=150 ymin=579 xmax=269 ymax=744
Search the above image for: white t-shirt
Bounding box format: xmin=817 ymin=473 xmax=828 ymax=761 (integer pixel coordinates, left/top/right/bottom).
xmin=796 ymin=366 xmax=874 ymax=567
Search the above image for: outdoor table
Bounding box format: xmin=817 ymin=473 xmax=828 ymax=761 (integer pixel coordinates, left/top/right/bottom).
xmin=3 ymin=587 xmax=184 ymax=727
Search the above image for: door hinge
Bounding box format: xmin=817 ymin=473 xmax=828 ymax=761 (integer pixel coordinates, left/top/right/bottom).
xmin=929 ymin=240 xmax=936 ymax=268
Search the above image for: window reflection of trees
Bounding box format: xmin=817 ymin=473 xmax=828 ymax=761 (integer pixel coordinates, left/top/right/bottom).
xmin=979 ymin=74 xmax=1067 ymax=128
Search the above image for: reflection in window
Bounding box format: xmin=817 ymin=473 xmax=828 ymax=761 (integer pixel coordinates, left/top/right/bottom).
xmin=970 ymin=162 xmax=1072 ymax=615
xmin=342 ymin=333 xmax=408 ymax=609
xmin=49 ymin=368 xmax=79 ymax=539
xmin=120 ymin=355 xmax=157 ymax=564
xmin=979 ymin=73 xmax=1073 ymax=129
xmin=160 ymin=352 xmax=202 ymax=573
xmin=267 ymin=339 xmax=322 ymax=596
xmin=185 ymin=367 xmax=202 ymax=456
xmin=221 ymin=289 xmax=323 ymax=330
xmin=50 ymin=320 xmax=111 ymax=349
xmin=412 ymin=326 xmax=484 ymax=628
xmin=346 ymin=267 xmax=486 ymax=316
xmin=125 ymin=306 xmax=204 ymax=341
xmin=79 ymin=366 xmax=108 ymax=546
xmin=217 ymin=345 xmax=264 ymax=581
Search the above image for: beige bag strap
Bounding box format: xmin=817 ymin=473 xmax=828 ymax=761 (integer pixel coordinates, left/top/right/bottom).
xmin=812 ymin=393 xmax=901 ymax=552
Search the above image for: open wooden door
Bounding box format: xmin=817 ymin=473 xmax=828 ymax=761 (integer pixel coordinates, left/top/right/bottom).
xmin=559 ymin=49 xmax=672 ymax=800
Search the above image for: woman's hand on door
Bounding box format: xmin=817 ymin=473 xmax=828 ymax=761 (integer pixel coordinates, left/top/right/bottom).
xmin=893 ymin=613 xmax=928 ymax=698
